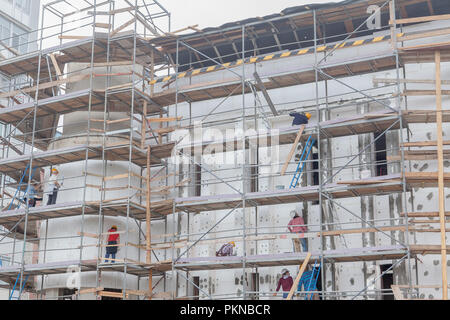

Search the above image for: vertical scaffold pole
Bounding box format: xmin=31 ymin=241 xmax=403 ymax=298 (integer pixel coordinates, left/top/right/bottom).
xmin=313 ymin=9 xmax=326 ymax=301
xmin=146 ymin=146 xmax=152 ymax=299
xmin=435 ymin=50 xmax=447 ymax=300
xmin=391 ymin=0 xmax=413 ymax=299
xmin=241 ymin=25 xmax=248 ymax=301
xmin=18 ymin=0 xmax=47 ymax=300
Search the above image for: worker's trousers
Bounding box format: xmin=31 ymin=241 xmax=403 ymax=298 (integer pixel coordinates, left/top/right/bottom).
xmin=104 ymin=253 xmax=116 ymax=263
xmin=47 ymin=188 xmax=58 ymax=206
xmin=293 ymin=238 xmax=308 ymax=252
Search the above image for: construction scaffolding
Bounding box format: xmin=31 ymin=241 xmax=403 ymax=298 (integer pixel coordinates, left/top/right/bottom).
xmin=0 ymin=0 xmax=449 ymax=300
xmin=0 ymin=0 xmax=174 ymax=300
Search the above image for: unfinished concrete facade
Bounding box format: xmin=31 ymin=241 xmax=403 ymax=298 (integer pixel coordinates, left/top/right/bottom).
xmin=0 ymin=0 xmax=448 ymax=300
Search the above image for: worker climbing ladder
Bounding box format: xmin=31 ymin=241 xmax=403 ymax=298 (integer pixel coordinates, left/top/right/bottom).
xmin=289 ymin=135 xmax=316 ymax=189
xmin=303 ymin=260 xmax=321 ymax=300
xmin=286 ymin=254 xmax=322 ymax=301
xmin=7 ymin=163 xmax=36 ymax=210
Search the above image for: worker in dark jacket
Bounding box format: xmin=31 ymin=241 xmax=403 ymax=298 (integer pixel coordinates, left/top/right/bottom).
xmin=274 ymin=269 xmax=294 ymax=299
xmin=289 ymin=112 xmax=311 ymax=126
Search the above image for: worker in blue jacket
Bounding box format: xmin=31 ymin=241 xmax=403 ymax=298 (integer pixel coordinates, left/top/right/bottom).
xmin=289 ymin=112 xmax=312 ymax=126
xmin=297 ymin=266 xmax=321 ymax=300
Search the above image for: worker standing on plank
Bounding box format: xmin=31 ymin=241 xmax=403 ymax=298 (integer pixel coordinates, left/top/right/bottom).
xmin=288 ymin=210 xmax=308 ymax=252
xmin=289 ymin=111 xmax=311 ymax=126
xmin=216 ymin=241 xmax=236 ymax=257
xmin=105 ymin=225 xmax=120 ymax=263
xmin=45 ymin=168 xmax=63 ymax=206
xmin=273 ymin=269 xmax=293 ymax=299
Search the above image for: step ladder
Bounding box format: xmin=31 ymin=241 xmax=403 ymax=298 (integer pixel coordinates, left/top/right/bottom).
xmin=289 ymin=135 xmax=316 ymax=189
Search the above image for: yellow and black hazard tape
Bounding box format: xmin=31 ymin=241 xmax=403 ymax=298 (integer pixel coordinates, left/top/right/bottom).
xmin=149 ymin=33 xmax=404 ymax=86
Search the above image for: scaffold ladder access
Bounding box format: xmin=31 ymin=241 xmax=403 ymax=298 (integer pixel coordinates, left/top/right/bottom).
xmin=7 ymin=163 xmax=35 ymax=211
xmin=304 ymin=260 xmax=321 ymax=300
xmin=9 ymin=274 xmax=29 ymax=300
xmin=290 ymin=136 xmax=315 ymax=189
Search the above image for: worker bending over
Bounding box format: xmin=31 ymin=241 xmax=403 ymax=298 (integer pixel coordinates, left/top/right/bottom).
xmin=289 ymin=112 xmax=311 ymax=126
xmin=216 ymin=241 xmax=236 ymax=257
xmin=274 ymin=269 xmax=293 ymax=299
xmin=288 ymin=211 xmax=308 ymax=252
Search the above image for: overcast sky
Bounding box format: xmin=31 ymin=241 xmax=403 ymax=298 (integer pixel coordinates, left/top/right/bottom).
xmin=159 ymin=0 xmax=335 ymax=31
xmin=40 ymin=0 xmax=338 ymax=33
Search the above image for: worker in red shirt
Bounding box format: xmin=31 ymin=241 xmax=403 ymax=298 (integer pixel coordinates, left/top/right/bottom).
xmin=288 ymin=211 xmax=308 ymax=252
xmin=273 ymin=269 xmax=293 ymax=299
xmin=105 ymin=225 xmax=120 ymax=263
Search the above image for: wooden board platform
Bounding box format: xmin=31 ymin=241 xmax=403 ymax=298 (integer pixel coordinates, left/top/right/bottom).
xmin=0 ymin=32 xmax=164 ymax=78
xmin=410 ymin=245 xmax=450 ymax=255
xmin=181 ymin=111 xmax=404 ymax=156
xmin=0 ymin=245 xmax=408 ymax=284
xmin=0 ymin=199 xmax=175 ymax=239
xmin=400 ymin=48 xmax=450 ymax=64
xmin=179 ymin=109 xmax=450 ymax=157
xmin=174 ymin=245 xmax=408 ymax=271
xmin=403 ymin=172 xmax=450 ymax=188
xmin=176 ymin=174 xmax=405 ymax=213
xmin=0 ymin=88 xmax=162 ymax=125
xmin=150 ymin=54 xmax=398 ymax=107
xmin=0 ymin=143 xmax=174 ymax=182
xmin=0 ymin=258 xmax=168 ymax=286
xmin=175 ymin=172 xmax=446 ymax=214
xmin=389 ymin=150 xmax=450 ymax=161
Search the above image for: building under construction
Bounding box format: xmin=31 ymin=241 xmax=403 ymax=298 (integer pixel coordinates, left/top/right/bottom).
xmin=0 ymin=0 xmax=449 ymax=300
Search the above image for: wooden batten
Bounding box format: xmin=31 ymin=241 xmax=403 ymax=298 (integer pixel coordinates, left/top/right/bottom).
xmin=110 ymin=17 xmax=136 ymax=37
xmin=390 ymin=14 xmax=450 ymax=25
xmin=280 ymin=125 xmax=305 ymax=176
xmin=286 ymin=252 xmax=311 ymax=300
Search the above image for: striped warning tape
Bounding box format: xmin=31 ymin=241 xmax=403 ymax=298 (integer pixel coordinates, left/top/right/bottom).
xmin=149 ymin=33 xmax=404 ymax=86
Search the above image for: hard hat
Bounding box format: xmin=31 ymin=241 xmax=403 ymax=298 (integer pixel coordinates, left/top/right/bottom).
xmin=281 ymin=268 xmax=289 ymax=275
xmin=52 ymin=168 xmax=59 ymax=173
xmin=111 ymin=225 xmax=118 ymax=230
xmin=290 ymin=210 xmax=299 ymax=218
xmin=305 ymin=112 xmax=312 ymax=120
xmin=229 ymin=241 xmax=236 ymax=247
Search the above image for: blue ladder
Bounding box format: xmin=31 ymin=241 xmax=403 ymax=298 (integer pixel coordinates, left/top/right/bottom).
xmin=7 ymin=164 xmax=36 ymax=211
xmin=9 ymin=273 xmax=29 ymax=300
xmin=289 ymin=136 xmax=316 ymax=189
xmin=304 ymin=260 xmax=321 ymax=300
